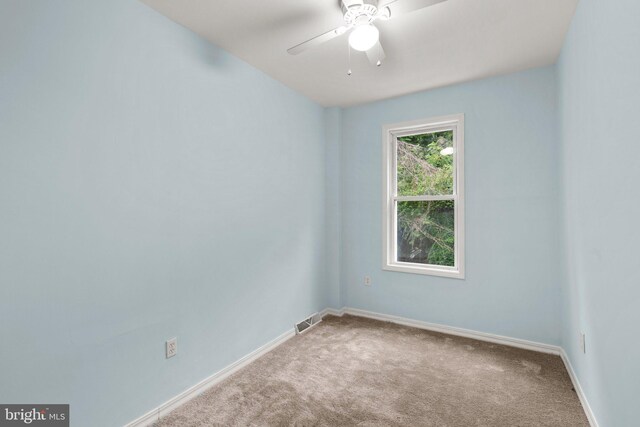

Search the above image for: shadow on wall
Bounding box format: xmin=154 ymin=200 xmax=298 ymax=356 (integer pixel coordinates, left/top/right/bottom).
xmin=187 ymin=34 xmax=230 ymax=68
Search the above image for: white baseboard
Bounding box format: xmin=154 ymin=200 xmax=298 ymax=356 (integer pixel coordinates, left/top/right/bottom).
xmin=332 ymin=307 xmax=561 ymax=355
xmin=124 ymin=328 xmax=296 ymax=427
xmin=126 ymin=306 xmax=598 ymax=427
xmin=319 ymin=307 xmax=345 ymax=318
xmin=560 ymin=349 xmax=599 ymax=427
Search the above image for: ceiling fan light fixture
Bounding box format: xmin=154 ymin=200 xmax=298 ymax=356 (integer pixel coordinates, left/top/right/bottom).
xmin=348 ymin=24 xmax=379 ymax=52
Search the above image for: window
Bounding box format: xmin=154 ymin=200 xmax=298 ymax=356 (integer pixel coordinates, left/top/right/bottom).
xmin=382 ymin=114 xmax=464 ymax=278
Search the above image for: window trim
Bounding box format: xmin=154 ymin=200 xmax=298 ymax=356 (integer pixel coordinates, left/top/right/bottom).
xmin=382 ymin=114 xmax=465 ymax=279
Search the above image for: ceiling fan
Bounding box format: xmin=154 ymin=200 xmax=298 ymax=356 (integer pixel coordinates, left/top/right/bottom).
xmin=287 ymin=0 xmax=446 ymax=67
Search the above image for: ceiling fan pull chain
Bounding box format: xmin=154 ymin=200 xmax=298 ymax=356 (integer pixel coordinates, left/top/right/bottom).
xmin=347 ymin=44 xmax=353 ymax=76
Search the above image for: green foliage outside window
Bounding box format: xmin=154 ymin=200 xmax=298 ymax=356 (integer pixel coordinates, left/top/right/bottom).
xmin=396 ymin=131 xmax=455 ymax=267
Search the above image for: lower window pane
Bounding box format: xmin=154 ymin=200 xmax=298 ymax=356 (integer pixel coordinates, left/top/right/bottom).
xmin=397 ymin=200 xmax=455 ymax=267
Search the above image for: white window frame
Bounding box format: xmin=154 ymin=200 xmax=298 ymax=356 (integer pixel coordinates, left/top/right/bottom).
xmin=382 ymin=114 xmax=465 ymax=279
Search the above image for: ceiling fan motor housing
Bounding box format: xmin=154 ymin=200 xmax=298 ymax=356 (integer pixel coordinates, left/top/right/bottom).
xmin=342 ymin=0 xmax=379 ymax=25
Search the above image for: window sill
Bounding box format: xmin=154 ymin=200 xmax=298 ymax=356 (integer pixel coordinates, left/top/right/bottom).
xmin=383 ymin=262 xmax=465 ymax=279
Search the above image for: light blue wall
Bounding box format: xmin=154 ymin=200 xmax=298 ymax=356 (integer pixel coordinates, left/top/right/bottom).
xmin=558 ymin=0 xmax=640 ymax=425
xmin=0 ymin=1 xmax=328 ymax=425
xmin=338 ymin=67 xmax=563 ymax=345
xmin=324 ymin=108 xmax=343 ymax=309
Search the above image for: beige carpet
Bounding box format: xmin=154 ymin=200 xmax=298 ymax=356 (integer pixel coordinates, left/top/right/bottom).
xmin=155 ymin=315 xmax=588 ymax=426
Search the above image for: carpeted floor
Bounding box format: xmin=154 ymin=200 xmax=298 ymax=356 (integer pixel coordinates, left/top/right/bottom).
xmin=155 ymin=315 xmax=589 ymax=426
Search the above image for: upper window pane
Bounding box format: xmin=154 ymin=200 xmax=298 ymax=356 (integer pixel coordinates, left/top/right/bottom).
xmin=396 ymin=130 xmax=454 ymax=196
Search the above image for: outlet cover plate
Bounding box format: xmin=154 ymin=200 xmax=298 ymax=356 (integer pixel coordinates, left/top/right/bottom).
xmin=166 ymin=337 xmax=177 ymax=358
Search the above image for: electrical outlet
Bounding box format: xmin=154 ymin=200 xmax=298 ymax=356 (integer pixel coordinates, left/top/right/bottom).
xmin=166 ymin=337 xmax=177 ymax=359
xmin=364 ymin=276 xmax=372 ymax=286
xmin=580 ymin=333 xmax=586 ymax=354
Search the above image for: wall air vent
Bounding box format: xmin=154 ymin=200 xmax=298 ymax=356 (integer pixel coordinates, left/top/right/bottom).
xmin=295 ymin=312 xmax=321 ymax=334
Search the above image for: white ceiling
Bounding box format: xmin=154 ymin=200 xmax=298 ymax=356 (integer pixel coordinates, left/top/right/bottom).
xmin=141 ymin=0 xmax=578 ymax=107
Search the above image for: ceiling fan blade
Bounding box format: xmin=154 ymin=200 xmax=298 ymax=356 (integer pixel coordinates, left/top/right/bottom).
xmin=366 ymin=41 xmax=386 ymax=66
xmin=379 ymin=0 xmax=446 ymax=19
xmin=287 ymin=26 xmax=348 ymax=55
